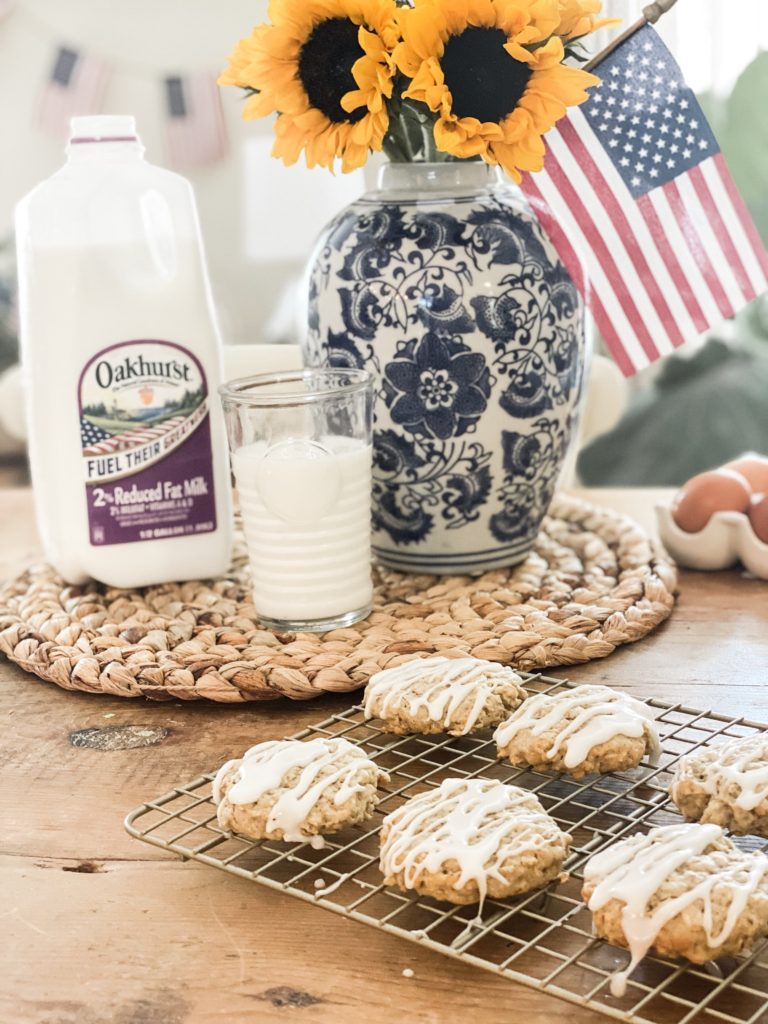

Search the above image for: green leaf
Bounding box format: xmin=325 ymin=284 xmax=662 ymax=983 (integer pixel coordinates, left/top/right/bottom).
xmin=713 ymin=51 xmax=768 ymax=247
xmin=563 ymin=40 xmax=591 ymax=64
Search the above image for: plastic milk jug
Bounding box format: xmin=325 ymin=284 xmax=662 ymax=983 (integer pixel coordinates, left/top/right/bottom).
xmin=15 ymin=115 xmax=232 ymax=587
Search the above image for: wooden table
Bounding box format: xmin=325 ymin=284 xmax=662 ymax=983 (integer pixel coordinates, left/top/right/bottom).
xmin=3 ymin=487 xmax=767 ymax=1024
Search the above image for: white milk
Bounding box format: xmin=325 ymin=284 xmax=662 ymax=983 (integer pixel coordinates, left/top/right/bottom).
xmin=15 ymin=115 xmax=232 ymax=587
xmin=232 ymin=436 xmax=373 ymax=625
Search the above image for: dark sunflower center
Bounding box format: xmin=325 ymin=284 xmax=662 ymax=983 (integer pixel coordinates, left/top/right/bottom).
xmin=298 ymin=18 xmax=366 ymax=124
xmin=441 ymin=27 xmax=532 ymax=123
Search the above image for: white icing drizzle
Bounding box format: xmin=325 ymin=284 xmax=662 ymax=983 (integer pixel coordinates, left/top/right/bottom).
xmin=379 ymin=777 xmax=565 ymax=911
xmin=673 ymin=734 xmax=768 ymax=811
xmin=493 ymin=684 xmax=660 ymax=770
xmin=212 ymin=737 xmax=383 ymax=843
xmin=364 ymin=656 xmax=523 ymax=735
xmin=211 ymin=759 xmax=239 ymax=805
xmin=583 ymin=823 xmax=768 ymax=997
xmin=313 ymin=874 xmax=348 ymax=898
xmin=451 ymin=913 xmax=484 ymax=949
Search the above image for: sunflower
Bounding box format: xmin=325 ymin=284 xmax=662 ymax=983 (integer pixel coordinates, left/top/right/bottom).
xmin=557 ymin=0 xmax=617 ymax=41
xmin=219 ymin=0 xmax=398 ymax=172
xmin=394 ymin=0 xmax=601 ymax=180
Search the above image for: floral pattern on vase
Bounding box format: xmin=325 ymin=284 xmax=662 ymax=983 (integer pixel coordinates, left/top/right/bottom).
xmin=384 ymin=333 xmax=492 ymax=440
xmin=304 ymin=164 xmax=587 ymax=574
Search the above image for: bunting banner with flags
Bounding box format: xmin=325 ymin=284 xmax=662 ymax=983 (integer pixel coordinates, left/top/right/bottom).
xmin=2 ymin=0 xmax=231 ymax=169
xmin=164 ymin=72 xmax=228 ymax=171
xmin=521 ymin=23 xmax=768 ymax=377
xmin=38 ymin=45 xmax=110 ymax=139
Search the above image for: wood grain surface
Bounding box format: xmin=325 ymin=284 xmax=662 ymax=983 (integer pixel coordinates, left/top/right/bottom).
xmin=2 ymin=486 xmax=767 ymax=1024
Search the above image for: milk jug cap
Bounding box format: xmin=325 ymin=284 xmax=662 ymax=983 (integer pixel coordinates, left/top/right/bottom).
xmin=69 ymin=115 xmax=138 ymax=144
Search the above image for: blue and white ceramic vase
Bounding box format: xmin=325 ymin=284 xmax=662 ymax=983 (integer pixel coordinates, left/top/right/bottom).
xmin=304 ymin=161 xmax=588 ymax=574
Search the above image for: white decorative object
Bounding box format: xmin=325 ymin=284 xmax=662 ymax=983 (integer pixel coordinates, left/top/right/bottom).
xmin=0 ymin=364 xmax=26 ymax=449
xmin=656 ymin=505 xmax=768 ymax=578
xmin=222 ymin=343 xmax=302 ymax=380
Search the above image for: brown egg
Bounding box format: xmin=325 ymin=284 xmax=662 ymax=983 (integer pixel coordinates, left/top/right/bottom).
xmin=671 ymin=468 xmax=752 ymax=533
xmin=726 ymin=454 xmax=768 ymax=494
xmin=748 ymin=493 xmax=768 ymax=545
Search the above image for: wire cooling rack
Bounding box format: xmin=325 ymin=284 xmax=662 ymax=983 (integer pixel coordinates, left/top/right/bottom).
xmin=125 ymin=673 xmax=768 ymax=1024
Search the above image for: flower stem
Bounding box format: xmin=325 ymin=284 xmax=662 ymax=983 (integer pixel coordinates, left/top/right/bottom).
xmin=399 ymin=98 xmax=437 ymax=160
xmin=382 ymin=132 xmax=411 ymax=162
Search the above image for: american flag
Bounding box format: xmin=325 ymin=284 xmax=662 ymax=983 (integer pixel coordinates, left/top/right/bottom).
xmin=39 ymin=46 xmax=109 ymax=140
xmin=165 ymin=72 xmax=228 ymax=171
xmin=80 ymin=415 xmax=187 ymax=456
xmin=521 ymin=25 xmax=768 ymax=376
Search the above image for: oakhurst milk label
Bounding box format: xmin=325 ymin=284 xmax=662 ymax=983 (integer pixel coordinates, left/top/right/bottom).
xmin=79 ymin=340 xmax=217 ymax=545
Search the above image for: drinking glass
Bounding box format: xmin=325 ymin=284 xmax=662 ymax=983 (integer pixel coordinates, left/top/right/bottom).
xmin=220 ymin=368 xmax=374 ymax=632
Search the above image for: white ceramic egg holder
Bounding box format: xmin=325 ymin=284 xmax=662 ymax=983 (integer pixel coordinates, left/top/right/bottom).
xmin=656 ymin=506 xmax=768 ymax=578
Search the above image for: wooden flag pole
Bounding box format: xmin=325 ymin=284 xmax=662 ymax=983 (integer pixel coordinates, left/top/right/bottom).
xmin=585 ymin=0 xmax=680 ymax=71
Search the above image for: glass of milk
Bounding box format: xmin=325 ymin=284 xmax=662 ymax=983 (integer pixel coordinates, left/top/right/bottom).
xmin=220 ymin=368 xmax=374 ymax=632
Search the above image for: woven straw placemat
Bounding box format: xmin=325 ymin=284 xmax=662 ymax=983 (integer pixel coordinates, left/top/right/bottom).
xmin=0 ymin=494 xmax=676 ymax=703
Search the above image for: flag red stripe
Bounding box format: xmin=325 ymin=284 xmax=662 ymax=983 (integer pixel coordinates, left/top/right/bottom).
xmin=523 ymin=173 xmax=635 ymax=376
xmin=543 ymin=149 xmax=661 ymax=363
xmin=557 ymin=119 xmax=684 ymax=350
xmin=588 ymin=288 xmax=636 ymax=376
xmin=662 ymin=178 xmax=732 ymax=319
xmin=689 ymin=164 xmax=755 ymax=303
xmin=635 ymin=194 xmax=709 ymax=333
xmin=521 ymin=173 xmax=587 ymax=297
xmin=713 ymin=153 xmax=768 ymax=278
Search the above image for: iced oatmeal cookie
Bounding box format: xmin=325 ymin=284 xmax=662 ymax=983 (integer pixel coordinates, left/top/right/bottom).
xmin=213 ymin=737 xmax=388 ymax=844
xmin=671 ymin=733 xmax=768 ymax=837
xmin=379 ymin=777 xmax=570 ymax=906
xmin=582 ymin=823 xmax=768 ymax=996
xmin=363 ymin=656 xmax=527 ymax=737
xmin=494 ymin=684 xmax=659 ymax=779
